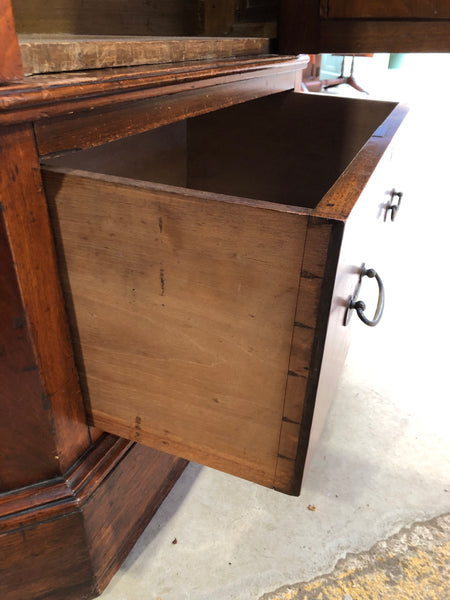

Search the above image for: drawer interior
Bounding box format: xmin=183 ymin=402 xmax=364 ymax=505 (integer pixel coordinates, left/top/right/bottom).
xmin=44 ymin=92 xmax=398 ymax=210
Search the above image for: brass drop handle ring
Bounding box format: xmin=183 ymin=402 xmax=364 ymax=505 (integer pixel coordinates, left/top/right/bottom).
xmin=345 ymin=264 xmax=385 ymax=327
xmin=385 ymin=190 xmax=403 ymax=222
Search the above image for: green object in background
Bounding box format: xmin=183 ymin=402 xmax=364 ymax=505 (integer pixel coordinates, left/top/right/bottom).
xmin=388 ymin=54 xmax=405 ymax=69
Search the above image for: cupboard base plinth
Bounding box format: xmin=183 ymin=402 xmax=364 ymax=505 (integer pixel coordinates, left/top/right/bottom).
xmin=0 ymin=434 xmax=187 ymax=600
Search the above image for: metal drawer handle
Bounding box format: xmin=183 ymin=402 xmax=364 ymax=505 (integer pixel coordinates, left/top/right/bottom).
xmin=384 ymin=190 xmax=403 ymax=222
xmin=345 ymin=264 xmax=385 ymax=327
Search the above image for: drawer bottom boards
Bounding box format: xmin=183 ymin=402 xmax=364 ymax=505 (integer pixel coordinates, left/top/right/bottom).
xmin=43 ymin=92 xmax=407 ymax=495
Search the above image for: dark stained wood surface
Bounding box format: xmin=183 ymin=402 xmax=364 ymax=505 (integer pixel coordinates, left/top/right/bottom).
xmin=0 ymin=511 xmax=93 ymax=600
xmin=0 ymin=433 xmax=188 ymax=600
xmin=0 ymin=435 xmax=130 ymax=531
xmin=325 ymin=0 xmax=450 ymax=19
xmin=0 ymin=0 xmax=23 ymax=82
xmin=44 ymin=121 xmax=189 ymax=186
xmin=0 ymin=214 xmax=61 ymax=491
xmin=279 ymin=0 xmax=322 ymax=55
xmin=0 ymin=124 xmax=90 ymax=476
xmin=84 ymin=444 xmax=187 ymax=592
xmin=279 ymin=0 xmax=450 ymax=53
xmin=11 ymin=0 xmax=203 ymax=36
xmin=18 ymin=35 xmax=270 ymax=76
xmin=35 ymin=70 xmax=299 ymax=156
xmin=0 ymin=55 xmax=307 ymax=128
xmin=319 ymin=19 xmax=450 ymax=53
xmin=204 ymin=0 xmax=237 ymax=35
xmin=187 ymin=92 xmax=395 ymax=209
xmin=314 ymin=103 xmax=409 ymax=220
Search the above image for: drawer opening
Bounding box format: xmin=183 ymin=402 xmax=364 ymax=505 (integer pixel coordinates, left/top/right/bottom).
xmin=43 ymin=92 xmax=398 ymax=211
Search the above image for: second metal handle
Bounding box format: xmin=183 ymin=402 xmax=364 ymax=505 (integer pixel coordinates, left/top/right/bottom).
xmin=385 ymin=190 xmax=403 ymax=222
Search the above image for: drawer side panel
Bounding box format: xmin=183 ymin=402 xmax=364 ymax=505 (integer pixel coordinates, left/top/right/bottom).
xmin=43 ymin=168 xmax=310 ymax=490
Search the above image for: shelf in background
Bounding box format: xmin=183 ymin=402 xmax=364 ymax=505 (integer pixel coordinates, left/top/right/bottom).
xmin=18 ymin=35 xmax=271 ymax=75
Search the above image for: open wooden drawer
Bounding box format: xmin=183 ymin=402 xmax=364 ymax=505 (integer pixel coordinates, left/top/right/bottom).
xmin=42 ymin=92 xmax=408 ymax=495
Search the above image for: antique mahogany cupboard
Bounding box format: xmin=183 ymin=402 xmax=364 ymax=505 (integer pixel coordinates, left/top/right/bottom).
xmin=1 ymin=2 xmax=449 ymax=599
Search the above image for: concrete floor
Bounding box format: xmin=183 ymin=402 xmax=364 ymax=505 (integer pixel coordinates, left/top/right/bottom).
xmin=100 ymin=57 xmax=450 ymax=600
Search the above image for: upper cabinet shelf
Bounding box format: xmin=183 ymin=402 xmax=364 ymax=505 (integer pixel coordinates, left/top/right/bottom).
xmin=2 ymin=0 xmax=263 ymax=83
xmin=18 ymin=35 xmax=271 ymax=76
xmin=2 ymin=0 xmax=278 ymax=81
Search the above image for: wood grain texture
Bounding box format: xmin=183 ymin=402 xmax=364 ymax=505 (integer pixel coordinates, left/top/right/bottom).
xmin=35 ymin=70 xmax=299 ymax=156
xmin=292 ymin=219 xmax=343 ymax=488
xmin=40 ymin=92 xmax=404 ymax=495
xmin=0 ymin=56 xmax=307 ymax=128
xmin=43 ymin=167 xmax=310 ymax=490
xmin=0 ymin=213 xmax=60 ymax=491
xmin=279 ymin=0 xmax=450 ymax=53
xmin=314 ymin=103 xmax=409 ymax=220
xmin=0 ymin=435 xmax=131 ymax=532
xmin=0 ymin=510 xmax=93 ymax=600
xmin=84 ymin=444 xmax=187 ymax=592
xmin=11 ymin=0 xmax=203 ymax=35
xmin=325 ymin=0 xmax=450 ymax=19
xmin=204 ymin=0 xmax=238 ymax=35
xmin=18 ymin=35 xmax=270 ymax=75
xmin=0 ymin=0 xmax=23 ymax=82
xmin=0 ymin=124 xmax=90 ymax=475
xmin=0 ymin=433 xmax=187 ymax=600
xmin=319 ymin=19 xmax=450 ymax=52
xmin=274 ymin=218 xmax=339 ymax=493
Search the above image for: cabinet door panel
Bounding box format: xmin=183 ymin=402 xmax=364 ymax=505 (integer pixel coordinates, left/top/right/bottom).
xmin=325 ymin=0 xmax=450 ymax=19
xmin=280 ymin=0 xmax=450 ymax=53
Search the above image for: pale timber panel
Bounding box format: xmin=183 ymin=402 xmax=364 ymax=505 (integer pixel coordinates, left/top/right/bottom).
xmin=18 ymin=35 xmax=270 ymax=75
xmin=43 ymin=168 xmax=310 ymax=490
